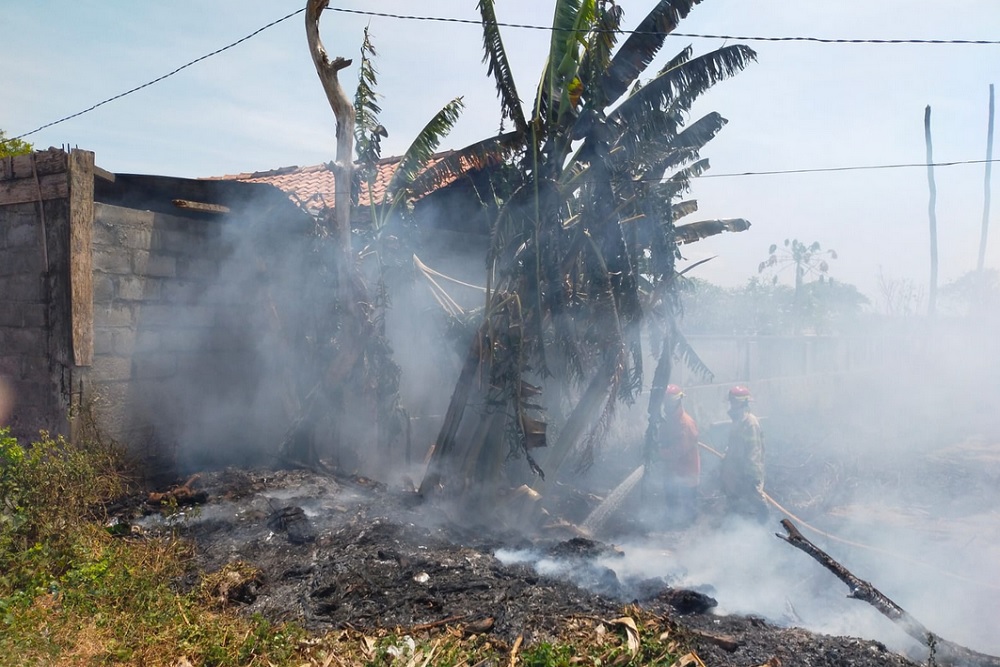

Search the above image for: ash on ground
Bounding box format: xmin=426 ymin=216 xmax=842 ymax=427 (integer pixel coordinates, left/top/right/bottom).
xmin=126 ymin=467 xmax=925 ymax=667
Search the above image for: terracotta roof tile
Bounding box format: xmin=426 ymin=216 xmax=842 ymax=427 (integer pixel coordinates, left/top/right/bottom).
xmin=208 ymin=151 xmax=472 ymax=216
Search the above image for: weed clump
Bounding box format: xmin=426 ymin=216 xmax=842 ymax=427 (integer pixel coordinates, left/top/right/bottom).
xmin=0 ymin=428 xmax=302 ymax=666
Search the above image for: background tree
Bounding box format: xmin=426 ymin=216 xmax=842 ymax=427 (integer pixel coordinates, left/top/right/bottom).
xmin=758 ymin=238 xmax=837 ymax=331
xmin=875 ymin=268 xmax=925 ymax=318
xmin=0 ymin=130 xmax=32 ymax=158
xmin=680 ymin=276 xmax=869 ymax=336
xmin=420 ymin=0 xmax=756 ymax=499
xmin=758 ymin=239 xmax=837 ymax=299
xmin=940 ymin=268 xmax=1000 ymax=318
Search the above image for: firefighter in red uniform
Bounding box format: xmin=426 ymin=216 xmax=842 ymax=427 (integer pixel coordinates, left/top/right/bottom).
xmin=719 ymin=385 xmax=769 ymax=523
xmin=645 ymin=384 xmax=701 ymax=527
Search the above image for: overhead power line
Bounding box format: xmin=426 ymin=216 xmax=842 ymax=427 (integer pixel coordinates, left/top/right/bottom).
xmin=11 ymin=4 xmax=998 ymax=162
xmin=13 ymin=8 xmax=306 ymax=140
xmin=571 ymin=158 xmax=1000 ymax=184
xmin=325 ymin=6 xmax=1000 ymax=46
xmin=695 ymin=157 xmax=1000 ymax=179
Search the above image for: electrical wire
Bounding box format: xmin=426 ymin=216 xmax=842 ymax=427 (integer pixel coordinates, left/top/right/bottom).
xmin=12 ymin=4 xmax=998 ymax=180
xmin=324 ymin=6 xmax=1000 ymax=46
xmin=692 ymin=158 xmax=1000 ymax=180
xmin=12 ymin=8 xmax=306 ymax=140
xmin=570 ymin=158 xmax=1000 ymax=184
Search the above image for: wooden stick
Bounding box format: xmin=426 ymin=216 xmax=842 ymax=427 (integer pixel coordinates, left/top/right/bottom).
xmin=777 ymin=519 xmax=1000 ymax=667
xmin=508 ymin=634 xmax=523 ymax=667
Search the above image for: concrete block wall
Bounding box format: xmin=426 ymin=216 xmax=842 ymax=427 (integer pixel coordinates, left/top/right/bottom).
xmin=0 ymin=150 xmax=78 ymax=443
xmin=0 ymin=200 xmax=52 ymax=439
xmin=88 ymin=202 xmax=258 ymax=466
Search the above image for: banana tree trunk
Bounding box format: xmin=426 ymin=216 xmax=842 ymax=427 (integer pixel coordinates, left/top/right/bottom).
xmin=534 ymin=357 xmax=618 ymax=489
xmin=419 ymin=329 xmax=485 ymax=494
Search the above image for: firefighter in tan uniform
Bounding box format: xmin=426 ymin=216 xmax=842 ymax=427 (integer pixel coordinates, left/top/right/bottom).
xmin=719 ymin=385 xmax=769 ymax=523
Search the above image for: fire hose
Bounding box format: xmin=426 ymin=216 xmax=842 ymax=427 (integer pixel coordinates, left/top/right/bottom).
xmin=697 ymin=441 xmax=1000 ymax=592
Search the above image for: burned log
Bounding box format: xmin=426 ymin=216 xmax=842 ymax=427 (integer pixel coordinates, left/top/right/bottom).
xmin=778 ymin=519 xmax=1000 ymax=667
xmin=146 ymin=474 xmax=208 ymax=508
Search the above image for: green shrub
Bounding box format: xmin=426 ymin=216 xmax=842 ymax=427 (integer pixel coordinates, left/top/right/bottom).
xmin=0 ymin=428 xmax=126 ymax=590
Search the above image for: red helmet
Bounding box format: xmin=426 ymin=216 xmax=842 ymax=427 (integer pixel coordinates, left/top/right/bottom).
xmin=665 ymin=384 xmax=684 ymax=399
xmin=728 ymin=385 xmax=752 ymax=402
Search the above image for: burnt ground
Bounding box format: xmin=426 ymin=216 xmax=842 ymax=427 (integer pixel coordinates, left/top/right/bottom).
xmin=121 ymin=467 xmax=930 ymax=667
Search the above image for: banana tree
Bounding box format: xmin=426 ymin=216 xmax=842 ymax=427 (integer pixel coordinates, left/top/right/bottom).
xmin=420 ymin=0 xmax=756 ymax=498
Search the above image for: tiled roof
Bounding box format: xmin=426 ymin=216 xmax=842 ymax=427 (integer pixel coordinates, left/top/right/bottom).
xmin=210 ymin=151 xmax=473 ymax=216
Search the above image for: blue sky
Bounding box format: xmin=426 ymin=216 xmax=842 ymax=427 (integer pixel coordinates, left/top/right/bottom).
xmin=4 ymin=1 xmax=999 ymax=299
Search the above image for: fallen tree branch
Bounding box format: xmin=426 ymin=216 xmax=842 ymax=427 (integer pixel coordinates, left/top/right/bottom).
xmin=777 ymin=518 xmax=1000 ymax=667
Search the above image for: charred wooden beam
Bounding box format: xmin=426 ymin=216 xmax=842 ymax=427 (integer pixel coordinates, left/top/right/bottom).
xmin=171 ymin=199 xmax=230 ymax=214
xmin=93 ymin=165 xmax=115 ymax=182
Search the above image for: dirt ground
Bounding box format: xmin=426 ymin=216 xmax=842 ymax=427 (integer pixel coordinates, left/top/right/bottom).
xmin=123 ymin=466 xmax=937 ymax=667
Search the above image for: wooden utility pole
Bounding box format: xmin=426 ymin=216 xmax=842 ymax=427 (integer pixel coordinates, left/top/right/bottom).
xmin=924 ymin=105 xmax=938 ymax=317
xmin=978 ymin=84 xmax=995 ymax=274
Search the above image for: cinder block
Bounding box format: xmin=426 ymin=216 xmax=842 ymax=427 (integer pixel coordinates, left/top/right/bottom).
xmin=6 ymin=408 xmax=60 ymax=441
xmin=123 ymin=227 xmax=152 ymax=249
xmin=139 ymin=277 xmax=162 ymax=301
xmin=93 ymin=248 xmax=131 ymax=274
xmin=94 ymin=203 xmax=154 ymax=229
xmin=0 ymin=274 xmax=45 ymax=302
xmin=153 ymin=304 xmax=215 ymax=329
xmin=132 ymin=353 xmax=176 ymax=379
xmin=131 ymin=250 xmax=149 ymax=273
xmin=134 ymin=330 xmax=160 ymax=353
xmin=7 ymin=380 xmax=52 ymax=408
xmin=112 ymin=329 xmax=138 ymax=356
xmin=90 ymin=355 xmax=132 ymax=382
xmin=92 ymin=221 xmax=124 ymax=247
xmin=116 ymin=275 xmax=148 ymax=301
xmin=93 ymin=273 xmax=115 ymax=302
xmin=0 ymin=327 xmax=46 ymax=355
xmin=94 ymin=304 xmax=134 ymax=328
xmin=182 ymin=305 xmax=216 ymax=329
xmin=136 ymin=304 xmax=176 ymax=327
xmin=20 ymin=356 xmax=49 ymax=381
xmin=92 ymin=331 xmax=113 ymax=355
xmin=0 ymin=248 xmax=44 ymax=276
xmin=145 ymin=254 xmax=176 ymax=278
xmin=0 ymin=356 xmax=19 ymax=377
xmin=6 ymin=223 xmax=40 ymax=248
xmin=20 ymin=304 xmax=46 ymax=327
xmin=179 ymin=258 xmax=218 ymax=280
xmin=160 ymin=280 xmax=200 ymax=304
xmin=161 ymin=328 xmax=204 ymax=352
xmin=151 ymin=228 xmax=192 ymax=254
